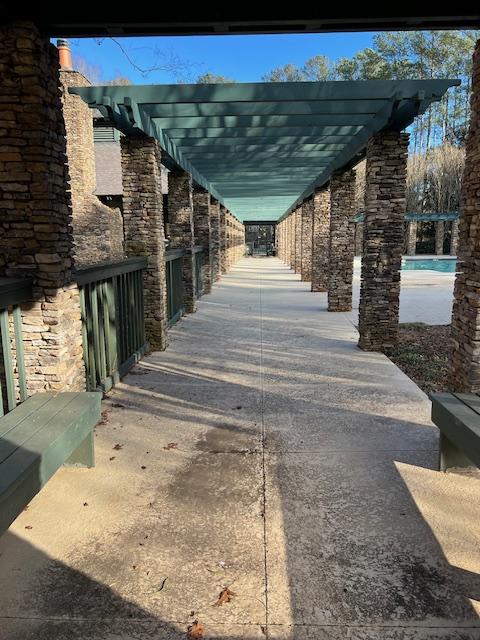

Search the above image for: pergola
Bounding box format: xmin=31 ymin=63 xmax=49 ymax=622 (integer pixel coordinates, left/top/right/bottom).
xmin=71 ymin=80 xmax=457 ymax=222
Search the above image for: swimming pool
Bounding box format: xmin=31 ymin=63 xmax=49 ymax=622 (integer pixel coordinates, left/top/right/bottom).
xmin=402 ymin=258 xmax=457 ymax=273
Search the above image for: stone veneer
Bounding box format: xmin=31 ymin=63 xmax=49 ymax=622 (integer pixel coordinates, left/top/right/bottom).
xmin=168 ymin=169 xmax=197 ymax=313
xmin=294 ymin=207 xmax=302 ymax=273
xmin=193 ymin=186 xmax=212 ymax=294
xmin=210 ymin=198 xmax=221 ymax=280
xmin=435 ymin=220 xmax=445 ymax=255
xmin=406 ymin=221 xmax=417 ymax=255
xmin=120 ymin=135 xmax=168 ymax=350
xmin=354 ymin=221 xmax=364 ymax=256
xmin=301 ymin=199 xmax=313 ymax=281
xmin=0 ymin=21 xmax=85 ymax=392
xmin=327 ymin=170 xmax=356 ymax=311
xmin=311 ymin=187 xmax=330 ymax=292
xmin=450 ymin=219 xmax=459 ymax=256
xmin=60 ymin=69 xmax=124 ymax=267
xmin=289 ymin=213 xmax=296 ymax=268
xmin=220 ymin=206 xmax=227 ymax=274
xmin=449 ymin=39 xmax=480 ymax=391
xmin=358 ymin=131 xmax=409 ymax=350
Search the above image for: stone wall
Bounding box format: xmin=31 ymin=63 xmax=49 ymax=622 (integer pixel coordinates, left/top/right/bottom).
xmin=449 ymin=39 xmax=480 ymax=391
xmin=289 ymin=212 xmax=296 ymax=268
xmin=220 ymin=206 xmax=227 ymax=273
xmin=60 ymin=69 xmax=124 ymax=267
xmin=168 ymin=169 xmax=197 ymax=313
xmin=354 ymin=221 xmax=364 ymax=256
xmin=311 ymin=187 xmax=330 ymax=292
xmin=358 ymin=131 xmax=409 ymax=351
xmin=193 ymin=186 xmax=212 ymax=294
xmin=0 ymin=22 xmax=85 ymax=392
xmin=301 ymin=199 xmax=313 ymax=281
xmin=327 ymin=170 xmax=356 ymax=311
xmin=120 ymin=135 xmax=168 ymax=351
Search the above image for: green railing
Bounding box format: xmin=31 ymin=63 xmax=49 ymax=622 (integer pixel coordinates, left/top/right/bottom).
xmin=165 ymin=248 xmax=185 ymax=326
xmin=194 ymin=246 xmax=205 ymax=298
xmin=76 ymin=258 xmax=148 ymax=392
xmin=0 ymin=277 xmax=32 ymax=415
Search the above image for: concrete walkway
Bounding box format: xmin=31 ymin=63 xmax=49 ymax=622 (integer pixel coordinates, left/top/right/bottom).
xmin=1 ymin=257 xmax=480 ymax=639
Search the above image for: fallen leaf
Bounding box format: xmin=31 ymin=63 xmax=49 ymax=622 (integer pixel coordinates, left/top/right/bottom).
xmin=109 ymin=456 xmax=116 ymax=461
xmin=24 ymin=525 xmax=32 ymax=530
xmin=141 ymin=466 xmax=146 ymax=470
xmin=99 ymin=410 xmax=110 ymax=425
xmin=113 ymin=444 xmax=123 ymax=450
xmin=163 ymin=442 xmax=178 ymax=450
xmin=83 ymin=502 xmax=88 ymax=507
xmin=187 ymin=620 xmax=204 ymax=639
xmin=213 ymin=587 xmax=236 ymax=607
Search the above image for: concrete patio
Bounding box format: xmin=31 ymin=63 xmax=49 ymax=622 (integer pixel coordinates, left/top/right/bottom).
xmin=1 ymin=257 xmax=479 ymax=639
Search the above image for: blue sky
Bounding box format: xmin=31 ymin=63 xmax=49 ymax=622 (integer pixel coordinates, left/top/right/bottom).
xmin=64 ymin=32 xmax=376 ymax=84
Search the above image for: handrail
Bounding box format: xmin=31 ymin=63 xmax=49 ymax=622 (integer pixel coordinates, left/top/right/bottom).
xmin=76 ymin=257 xmax=148 ymax=285
xmin=0 ymin=277 xmax=33 ymax=309
xmin=165 ymin=248 xmax=186 ymax=262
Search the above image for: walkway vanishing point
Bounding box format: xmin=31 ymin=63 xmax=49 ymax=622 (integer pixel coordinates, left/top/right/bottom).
xmin=1 ymin=258 xmax=480 ymax=640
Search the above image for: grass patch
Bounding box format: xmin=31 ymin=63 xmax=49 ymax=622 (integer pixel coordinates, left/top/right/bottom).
xmin=383 ymin=324 xmax=451 ymax=395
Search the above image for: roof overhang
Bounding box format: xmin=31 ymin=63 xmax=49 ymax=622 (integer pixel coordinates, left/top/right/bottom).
xmin=2 ymin=11 xmax=480 ymax=36
xmin=71 ymin=79 xmax=459 ymax=221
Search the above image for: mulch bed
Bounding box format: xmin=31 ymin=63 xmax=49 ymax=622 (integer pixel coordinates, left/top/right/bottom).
xmin=383 ymin=323 xmax=452 ymax=395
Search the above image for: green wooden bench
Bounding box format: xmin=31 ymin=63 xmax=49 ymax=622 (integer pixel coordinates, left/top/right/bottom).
xmin=0 ymin=391 xmax=101 ymax=534
xmin=431 ymin=392 xmax=480 ymax=472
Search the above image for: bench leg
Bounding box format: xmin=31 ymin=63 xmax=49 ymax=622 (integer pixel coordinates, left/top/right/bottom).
xmin=439 ymin=432 xmax=475 ymax=473
xmin=64 ymin=431 xmax=95 ymax=469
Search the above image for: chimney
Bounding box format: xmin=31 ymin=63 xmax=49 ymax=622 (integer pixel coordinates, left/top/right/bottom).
xmin=57 ymin=39 xmax=72 ymax=71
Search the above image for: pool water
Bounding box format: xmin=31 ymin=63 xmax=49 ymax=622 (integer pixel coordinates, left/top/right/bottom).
xmin=402 ymin=258 xmax=457 ymax=273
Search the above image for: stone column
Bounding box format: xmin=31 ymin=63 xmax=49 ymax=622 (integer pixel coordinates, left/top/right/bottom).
xmin=358 ymin=131 xmax=409 ymax=351
xmin=60 ymin=63 xmax=123 ymax=266
xmin=450 ymin=218 xmax=459 ymax=255
xmin=168 ymin=169 xmax=197 ymax=313
xmin=210 ymin=198 xmax=221 ymax=280
xmin=354 ymin=221 xmax=364 ymax=256
xmin=0 ymin=22 xmax=85 ymax=392
xmin=450 ymin=39 xmax=480 ymax=391
xmin=435 ymin=220 xmax=445 ymax=255
xmin=301 ymin=199 xmax=314 ymax=281
xmin=311 ymin=187 xmax=330 ymax=292
xmin=406 ymin=220 xmax=417 ymax=256
xmin=289 ymin=213 xmax=295 ymax=267
xmin=121 ymin=136 xmax=168 ymax=350
xmin=192 ymin=186 xmax=212 ymax=294
xmin=294 ymin=207 xmax=302 ymax=273
xmin=327 ymin=170 xmax=356 ymax=311
xmin=220 ymin=206 xmax=228 ymax=273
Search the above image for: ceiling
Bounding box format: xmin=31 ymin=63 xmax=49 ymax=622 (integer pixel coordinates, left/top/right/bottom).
xmin=1 ymin=10 xmax=479 ymax=35
xmin=71 ymin=80 xmax=458 ymax=221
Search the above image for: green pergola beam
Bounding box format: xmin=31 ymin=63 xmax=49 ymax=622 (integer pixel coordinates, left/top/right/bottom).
xmin=71 ymin=78 xmax=459 ymax=222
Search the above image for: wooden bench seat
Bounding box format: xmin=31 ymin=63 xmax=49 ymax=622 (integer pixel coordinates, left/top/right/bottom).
xmin=0 ymin=391 xmax=101 ymax=534
xmin=431 ymin=392 xmax=480 ymax=472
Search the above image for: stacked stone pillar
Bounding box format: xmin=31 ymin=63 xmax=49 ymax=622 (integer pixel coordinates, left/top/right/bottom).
xmin=311 ymin=187 xmax=330 ymax=292
xmin=327 ymin=170 xmax=356 ymax=311
xmin=192 ymin=186 xmax=212 ymax=294
xmin=449 ymin=39 xmax=480 ymax=391
xmin=450 ymin=218 xmax=459 ymax=255
xmin=354 ymin=221 xmax=364 ymax=256
xmin=121 ymin=136 xmax=168 ymax=350
xmin=358 ymin=131 xmax=409 ymax=350
xmin=60 ymin=67 xmax=124 ymax=266
xmin=210 ymin=198 xmax=221 ymax=280
xmin=406 ymin=221 xmax=417 ymax=255
xmin=289 ymin=213 xmax=296 ymax=267
xmin=0 ymin=22 xmax=85 ymax=392
xmin=435 ymin=220 xmax=445 ymax=255
xmin=294 ymin=207 xmax=303 ymax=273
xmin=220 ymin=206 xmax=228 ymax=273
xmin=168 ymin=169 xmax=197 ymax=313
xmin=301 ymin=199 xmax=314 ymax=281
